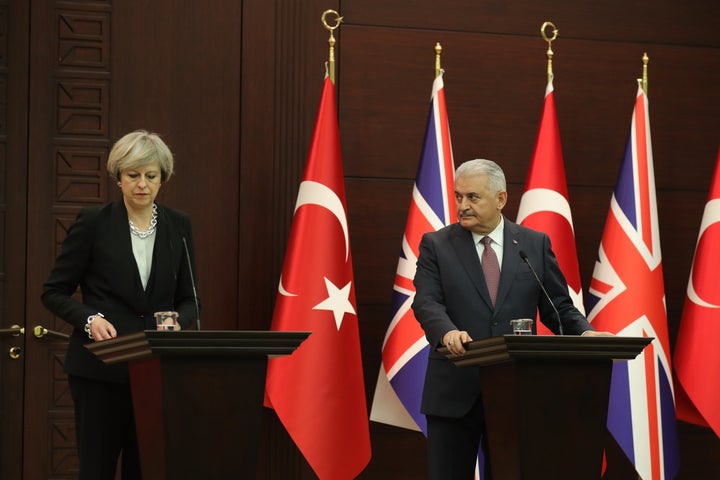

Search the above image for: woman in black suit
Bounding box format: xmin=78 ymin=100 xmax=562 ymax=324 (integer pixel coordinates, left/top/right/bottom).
xmin=42 ymin=129 xmax=201 ymax=480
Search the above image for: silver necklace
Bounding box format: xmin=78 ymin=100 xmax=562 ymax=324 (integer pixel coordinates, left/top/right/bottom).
xmin=129 ymin=203 xmax=158 ymax=239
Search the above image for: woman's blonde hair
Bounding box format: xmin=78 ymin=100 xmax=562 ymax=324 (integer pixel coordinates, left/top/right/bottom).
xmin=107 ymin=130 xmax=174 ymax=182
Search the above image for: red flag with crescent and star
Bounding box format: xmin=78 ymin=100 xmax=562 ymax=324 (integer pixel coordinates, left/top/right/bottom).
xmin=516 ymin=78 xmax=585 ymax=335
xmin=674 ymin=147 xmax=720 ymax=439
xmin=265 ymin=75 xmax=371 ymax=479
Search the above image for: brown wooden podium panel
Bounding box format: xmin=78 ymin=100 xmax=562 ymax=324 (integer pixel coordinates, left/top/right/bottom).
xmin=441 ymin=335 xmax=651 ymax=480
xmin=87 ymin=330 xmax=309 ymax=480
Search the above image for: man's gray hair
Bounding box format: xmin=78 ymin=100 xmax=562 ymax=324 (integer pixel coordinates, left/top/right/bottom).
xmin=455 ymin=159 xmax=506 ymax=193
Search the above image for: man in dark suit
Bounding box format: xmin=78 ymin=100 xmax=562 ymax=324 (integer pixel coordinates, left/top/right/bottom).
xmin=412 ymin=159 xmax=608 ymax=479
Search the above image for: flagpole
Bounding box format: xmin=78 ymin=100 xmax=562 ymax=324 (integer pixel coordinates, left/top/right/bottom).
xmin=541 ymin=21 xmax=558 ymax=83
xmin=641 ymin=52 xmax=649 ymax=95
xmin=321 ymin=9 xmax=343 ymax=84
xmin=435 ymin=42 xmax=442 ymax=78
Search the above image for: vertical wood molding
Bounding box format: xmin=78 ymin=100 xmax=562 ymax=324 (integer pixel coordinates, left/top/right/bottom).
xmin=24 ymin=1 xmax=112 ymax=477
xmin=0 ymin=2 xmax=29 ymax=479
xmin=242 ymin=2 xmax=339 ymax=478
xmin=240 ymin=0 xmax=338 ymax=331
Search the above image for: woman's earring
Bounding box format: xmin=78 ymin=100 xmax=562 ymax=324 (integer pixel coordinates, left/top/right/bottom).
xmin=117 ymin=182 xmax=121 ymax=187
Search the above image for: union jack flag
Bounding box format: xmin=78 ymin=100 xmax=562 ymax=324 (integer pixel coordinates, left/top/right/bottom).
xmin=586 ymin=80 xmax=680 ymax=479
xmin=370 ymin=72 xmax=456 ymax=434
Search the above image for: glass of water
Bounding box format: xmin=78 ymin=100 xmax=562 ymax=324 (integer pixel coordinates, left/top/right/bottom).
xmin=510 ymin=318 xmax=533 ymax=335
xmin=155 ymin=311 xmax=180 ymax=331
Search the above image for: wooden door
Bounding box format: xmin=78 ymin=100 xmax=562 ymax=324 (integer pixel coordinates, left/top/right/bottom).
xmin=7 ymin=0 xmax=244 ymax=478
xmin=21 ymin=0 xmax=113 ymax=477
xmin=0 ymin=0 xmax=73 ymax=477
xmin=0 ymin=0 xmax=30 ymax=478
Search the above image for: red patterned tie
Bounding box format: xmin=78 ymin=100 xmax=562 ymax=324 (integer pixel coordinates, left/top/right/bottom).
xmin=481 ymin=236 xmax=500 ymax=305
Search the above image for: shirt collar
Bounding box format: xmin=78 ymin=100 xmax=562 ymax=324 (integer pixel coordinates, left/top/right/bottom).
xmin=472 ymin=216 xmax=504 ymax=247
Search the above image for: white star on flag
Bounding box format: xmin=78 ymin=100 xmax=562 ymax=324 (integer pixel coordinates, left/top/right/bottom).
xmin=265 ymin=75 xmax=370 ymax=479
xmin=313 ymin=277 xmax=355 ymax=330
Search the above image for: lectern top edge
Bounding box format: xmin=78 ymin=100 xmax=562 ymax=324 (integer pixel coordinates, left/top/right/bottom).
xmin=86 ymin=330 xmax=311 ymax=365
xmin=440 ymin=334 xmax=653 ymax=367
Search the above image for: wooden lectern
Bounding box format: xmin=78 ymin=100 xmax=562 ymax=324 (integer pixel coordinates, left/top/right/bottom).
xmin=87 ymin=330 xmax=309 ymax=480
xmin=440 ymin=335 xmax=651 ymax=480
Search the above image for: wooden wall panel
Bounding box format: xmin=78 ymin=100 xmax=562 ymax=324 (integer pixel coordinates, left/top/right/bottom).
xmin=333 ymin=1 xmax=720 ymax=478
xmin=340 ymin=29 xmax=720 ymax=189
xmin=240 ymin=0 xmax=338 ymax=331
xmin=342 ymin=0 xmax=720 ymax=47
xmin=16 ymin=0 xmax=718 ymax=478
xmin=112 ymin=0 xmax=242 ymax=329
xmin=0 ymin=0 xmax=28 ymax=477
xmin=23 ymin=1 xmax=113 ymax=477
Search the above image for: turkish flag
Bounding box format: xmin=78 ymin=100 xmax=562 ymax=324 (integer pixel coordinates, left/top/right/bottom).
xmin=674 ymin=147 xmax=720 ymax=438
xmin=265 ymin=75 xmax=371 ymax=479
xmin=516 ymin=79 xmax=584 ymax=335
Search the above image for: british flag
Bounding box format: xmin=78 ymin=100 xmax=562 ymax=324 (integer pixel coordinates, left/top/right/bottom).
xmin=370 ymin=72 xmax=456 ymax=434
xmin=586 ymin=81 xmax=680 ymax=479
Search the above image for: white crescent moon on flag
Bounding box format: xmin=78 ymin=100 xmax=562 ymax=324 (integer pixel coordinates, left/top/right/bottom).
xmin=687 ymin=198 xmax=720 ymax=308
xmin=278 ymin=180 xmax=350 ymax=297
xmin=278 ymin=274 xmax=296 ymax=297
xmin=294 ymin=180 xmax=350 ymax=260
xmin=516 ymin=188 xmax=574 ymax=228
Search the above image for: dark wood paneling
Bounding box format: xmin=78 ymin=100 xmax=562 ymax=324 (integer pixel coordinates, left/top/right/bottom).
xmin=24 ymin=0 xmax=113 ymax=477
xmin=239 ymin=0 xmax=278 ymax=331
xmin=340 ymin=27 xmax=720 ymax=190
xmin=241 ymin=0 xmax=339 ymax=331
xmin=112 ymin=0 xmax=242 ymax=329
xmin=0 ymin=0 xmax=28 ymax=478
xmin=346 ymin=178 xmax=413 ymax=303
xmin=342 ymin=0 xmax=720 ymax=47
xmin=678 ymin=422 xmax=720 ymax=478
xmin=360 ymin=423 xmax=427 ymax=479
xmin=12 ymin=0 xmax=719 ymax=478
xmin=335 ymin=1 xmax=720 ymax=478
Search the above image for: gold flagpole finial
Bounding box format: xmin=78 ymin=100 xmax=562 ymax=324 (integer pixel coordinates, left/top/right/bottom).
xmin=641 ymin=52 xmax=649 ymax=95
xmin=541 ymin=22 xmax=558 ymax=83
xmin=321 ymin=9 xmax=343 ymax=84
xmin=435 ymin=42 xmax=442 ymax=78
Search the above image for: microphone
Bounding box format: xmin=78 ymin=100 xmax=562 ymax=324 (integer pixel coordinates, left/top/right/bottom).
xmin=182 ymin=237 xmax=201 ymax=330
xmin=519 ymin=250 xmax=563 ymax=336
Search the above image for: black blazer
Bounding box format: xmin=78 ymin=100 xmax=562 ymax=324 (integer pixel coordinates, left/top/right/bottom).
xmin=412 ymin=217 xmax=593 ymax=417
xmin=42 ymin=200 xmax=200 ymax=383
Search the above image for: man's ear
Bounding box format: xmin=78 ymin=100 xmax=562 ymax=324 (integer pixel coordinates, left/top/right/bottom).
xmin=497 ymin=190 xmax=508 ymax=210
